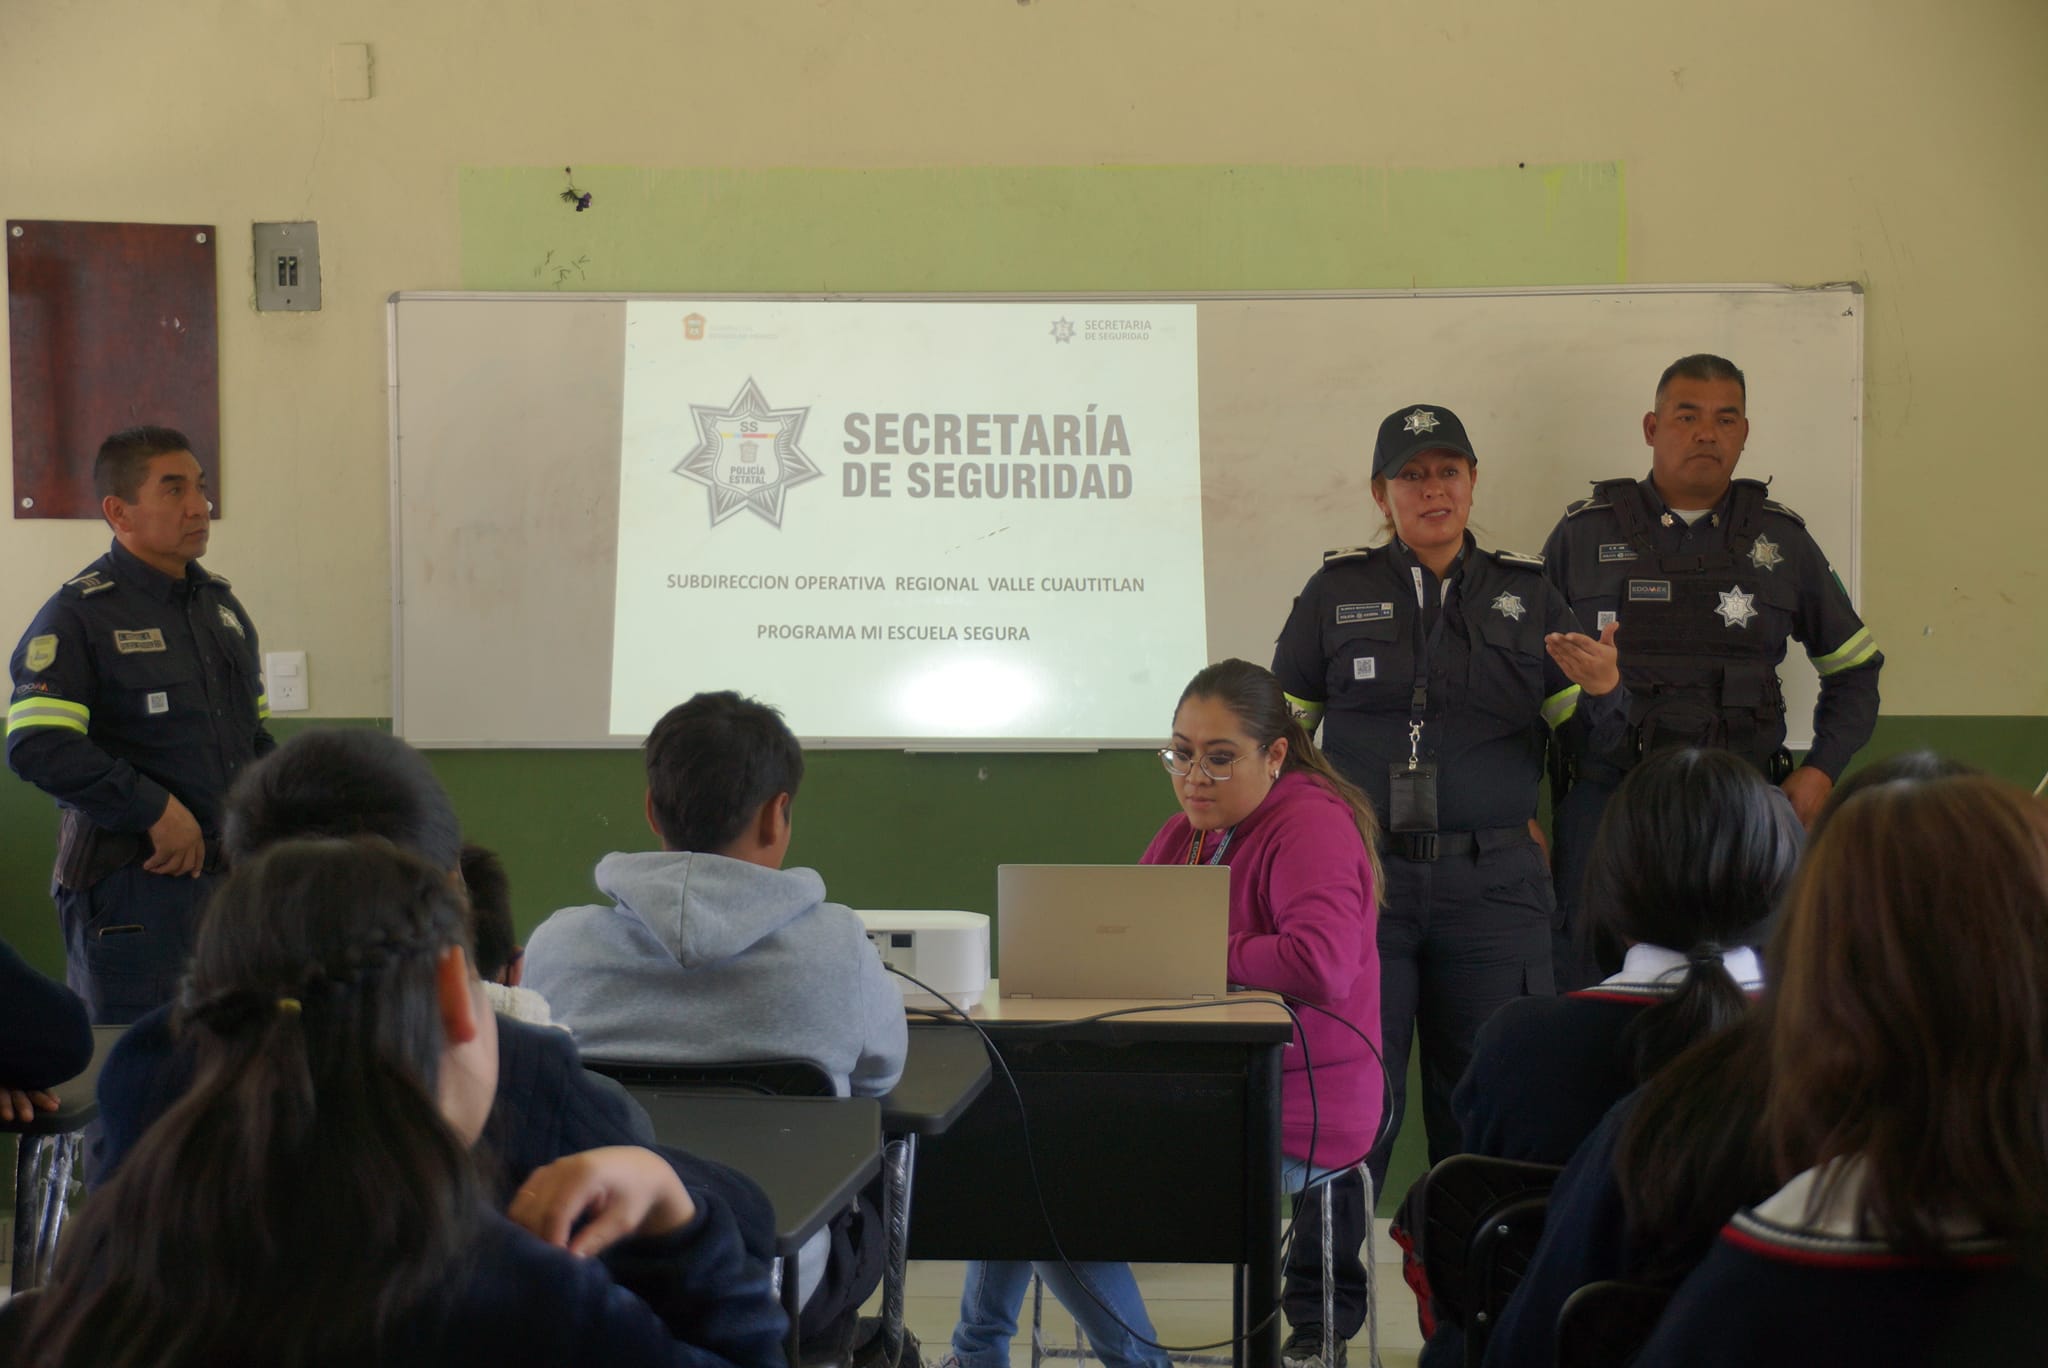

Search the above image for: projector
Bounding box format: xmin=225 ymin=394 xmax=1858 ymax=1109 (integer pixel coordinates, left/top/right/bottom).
xmin=856 ymin=909 xmax=990 ymax=1013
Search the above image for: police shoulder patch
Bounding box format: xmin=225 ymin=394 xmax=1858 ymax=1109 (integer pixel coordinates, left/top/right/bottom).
xmin=1761 ymin=499 xmax=1807 ymax=528
xmin=1322 ymin=544 xmax=1380 ymax=566
xmin=25 ymin=634 xmax=57 ymax=671
xmin=62 ymin=571 xmax=117 ymax=598
xmin=1489 ymin=548 xmax=1546 ymax=571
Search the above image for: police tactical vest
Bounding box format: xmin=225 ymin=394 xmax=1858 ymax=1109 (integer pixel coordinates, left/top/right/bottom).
xmin=1596 ymin=477 xmax=1785 ymax=763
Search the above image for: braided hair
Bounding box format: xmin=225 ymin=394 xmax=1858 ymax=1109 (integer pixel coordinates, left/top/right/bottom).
xmin=22 ymin=838 xmax=482 ymax=1368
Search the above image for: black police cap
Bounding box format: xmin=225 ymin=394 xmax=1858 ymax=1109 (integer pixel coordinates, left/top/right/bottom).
xmin=1372 ymin=405 xmax=1478 ymax=480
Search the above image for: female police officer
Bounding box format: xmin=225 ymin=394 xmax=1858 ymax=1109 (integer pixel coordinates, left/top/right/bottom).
xmin=1270 ymin=404 xmax=1625 ymax=1239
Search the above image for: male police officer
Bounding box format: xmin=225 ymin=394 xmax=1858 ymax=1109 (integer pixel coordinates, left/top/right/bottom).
xmin=7 ymin=427 xmax=273 ymax=1023
xmin=1542 ymin=355 xmax=1880 ymax=986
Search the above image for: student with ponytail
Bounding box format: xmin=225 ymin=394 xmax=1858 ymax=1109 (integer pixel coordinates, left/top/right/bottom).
xmin=1452 ymin=746 xmax=1801 ymax=1164
xmin=18 ymin=838 xmax=786 ymax=1368
xmin=942 ymin=661 xmax=1383 ymax=1368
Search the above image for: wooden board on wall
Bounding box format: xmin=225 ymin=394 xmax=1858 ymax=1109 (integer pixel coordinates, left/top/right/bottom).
xmin=7 ymin=219 xmax=221 ymax=518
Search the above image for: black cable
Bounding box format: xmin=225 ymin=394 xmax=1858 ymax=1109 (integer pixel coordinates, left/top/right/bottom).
xmin=890 ymin=966 xmax=1382 ymax=1355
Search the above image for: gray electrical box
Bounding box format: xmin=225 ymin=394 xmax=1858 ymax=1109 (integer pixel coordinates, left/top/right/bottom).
xmin=253 ymin=221 xmax=320 ymax=311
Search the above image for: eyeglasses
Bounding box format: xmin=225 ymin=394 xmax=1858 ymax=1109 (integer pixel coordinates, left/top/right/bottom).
xmin=1160 ymin=744 xmax=1269 ymax=782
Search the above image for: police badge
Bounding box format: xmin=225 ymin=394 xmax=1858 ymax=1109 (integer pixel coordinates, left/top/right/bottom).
xmin=674 ymin=378 xmax=824 ymax=528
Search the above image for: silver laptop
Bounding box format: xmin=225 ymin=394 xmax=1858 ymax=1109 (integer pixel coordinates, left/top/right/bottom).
xmin=997 ymin=864 xmax=1231 ymax=1000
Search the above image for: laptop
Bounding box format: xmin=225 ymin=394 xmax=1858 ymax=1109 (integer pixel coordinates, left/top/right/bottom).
xmin=996 ymin=864 xmax=1231 ymax=1000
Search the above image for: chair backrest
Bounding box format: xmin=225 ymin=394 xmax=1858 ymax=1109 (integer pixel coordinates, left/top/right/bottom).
xmin=1466 ymin=1192 xmax=1552 ymax=1363
xmin=1412 ymin=1154 xmax=1564 ymax=1337
xmin=581 ymin=1057 xmax=838 ymax=1098
xmin=1555 ymin=1280 xmax=1673 ymax=1368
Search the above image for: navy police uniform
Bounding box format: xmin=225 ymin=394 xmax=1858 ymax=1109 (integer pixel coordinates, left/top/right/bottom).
xmin=6 ymin=540 xmax=273 ymax=1023
xmin=1272 ymin=532 xmax=1628 ymax=1193
xmin=1541 ymin=477 xmax=1880 ymax=985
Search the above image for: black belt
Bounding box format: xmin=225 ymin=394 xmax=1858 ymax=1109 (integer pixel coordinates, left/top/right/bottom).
xmin=1382 ymin=825 xmax=1527 ymax=863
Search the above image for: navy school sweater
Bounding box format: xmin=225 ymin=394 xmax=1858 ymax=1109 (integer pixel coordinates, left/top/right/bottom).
xmin=0 ymin=935 xmax=92 ymax=1090
xmin=1452 ymin=988 xmax=1660 ymax=1165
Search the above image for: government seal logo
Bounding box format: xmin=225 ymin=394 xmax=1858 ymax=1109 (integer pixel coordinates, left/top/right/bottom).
xmin=675 ymin=378 xmax=823 ymax=528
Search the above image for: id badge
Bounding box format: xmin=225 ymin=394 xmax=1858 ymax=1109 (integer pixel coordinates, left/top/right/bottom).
xmin=1388 ymin=761 xmax=1439 ymax=832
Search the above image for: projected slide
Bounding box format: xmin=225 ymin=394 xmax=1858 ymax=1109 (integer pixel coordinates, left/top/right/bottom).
xmin=609 ymin=301 xmax=1207 ymax=742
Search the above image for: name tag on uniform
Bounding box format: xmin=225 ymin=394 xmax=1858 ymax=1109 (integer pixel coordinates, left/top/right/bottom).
xmin=1598 ymin=544 xmax=1639 ymax=562
xmin=1335 ymin=602 xmax=1394 ymax=625
xmin=114 ymin=628 xmax=167 ymax=654
xmin=1627 ymin=580 xmax=1672 ymax=602
xmin=1353 ymin=657 xmax=1377 ymax=681
xmin=146 ymin=691 xmax=170 ymax=715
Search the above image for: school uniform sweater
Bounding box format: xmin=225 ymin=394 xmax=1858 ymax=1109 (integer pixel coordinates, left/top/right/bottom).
xmin=0 ymin=934 xmax=92 ymax=1089
xmin=1139 ymin=772 xmax=1382 ymax=1168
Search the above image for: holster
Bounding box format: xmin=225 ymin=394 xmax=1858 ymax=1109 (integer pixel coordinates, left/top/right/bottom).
xmin=54 ymin=807 xmax=150 ymax=892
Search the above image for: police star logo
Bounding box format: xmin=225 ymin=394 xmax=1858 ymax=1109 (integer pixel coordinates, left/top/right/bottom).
xmin=675 ymin=378 xmax=822 ymax=529
xmin=1490 ymin=591 xmax=1526 ymax=621
xmin=216 ymin=605 xmax=245 ymax=637
xmin=1050 ymin=318 xmax=1076 ymax=343
xmin=1402 ymin=408 xmax=1441 ymax=435
xmin=1716 ymin=585 xmax=1758 ymax=629
xmin=1749 ymin=534 xmax=1784 ymax=572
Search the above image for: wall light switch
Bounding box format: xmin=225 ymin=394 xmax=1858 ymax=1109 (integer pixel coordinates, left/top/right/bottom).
xmin=264 ymin=651 xmax=310 ymax=713
xmin=253 ymin=221 xmax=320 ymax=312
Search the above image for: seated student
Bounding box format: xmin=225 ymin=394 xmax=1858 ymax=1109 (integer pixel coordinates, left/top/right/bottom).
xmin=1634 ymin=774 xmax=2048 ymax=1365
xmin=17 ymin=838 xmax=786 ymax=1368
xmin=1481 ymin=752 xmax=1983 ymax=1368
xmin=523 ymin=691 xmax=907 ymax=1363
xmin=91 ymin=727 xmax=775 ymax=1270
xmin=948 ymin=661 xmax=1382 ymax=1368
xmin=1453 ymin=747 xmax=1801 ymax=1165
xmin=1 ymin=934 xmax=93 ymax=1123
xmin=461 ymin=843 xmax=561 ymax=1029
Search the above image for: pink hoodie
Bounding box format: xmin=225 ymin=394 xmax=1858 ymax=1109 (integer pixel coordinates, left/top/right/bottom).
xmin=1139 ymin=771 xmax=1384 ymax=1168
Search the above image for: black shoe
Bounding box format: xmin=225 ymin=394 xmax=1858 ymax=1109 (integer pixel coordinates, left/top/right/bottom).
xmin=1281 ymin=1323 xmax=1346 ymax=1368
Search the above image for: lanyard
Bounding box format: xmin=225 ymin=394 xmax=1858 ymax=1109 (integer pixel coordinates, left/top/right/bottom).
xmin=1186 ymin=825 xmax=1236 ymax=866
xmin=1406 ymin=562 xmax=1453 ymax=770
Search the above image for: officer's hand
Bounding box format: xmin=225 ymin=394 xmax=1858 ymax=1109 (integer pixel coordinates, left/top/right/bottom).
xmin=144 ymin=795 xmax=206 ymax=878
xmin=0 ymin=1087 xmax=60 ymax=1124
xmin=1544 ymin=621 xmax=1622 ymax=697
xmin=1780 ymin=766 xmax=1834 ymax=831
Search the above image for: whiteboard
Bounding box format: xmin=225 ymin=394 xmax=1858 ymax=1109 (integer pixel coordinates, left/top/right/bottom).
xmin=388 ymin=285 xmax=1861 ymax=748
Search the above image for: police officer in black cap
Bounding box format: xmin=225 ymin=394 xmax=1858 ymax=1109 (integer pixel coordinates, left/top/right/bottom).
xmin=1541 ymin=355 xmax=1881 ymax=988
xmin=1271 ymin=404 xmax=1627 ymax=1231
xmin=6 ymin=426 xmax=273 ymax=1023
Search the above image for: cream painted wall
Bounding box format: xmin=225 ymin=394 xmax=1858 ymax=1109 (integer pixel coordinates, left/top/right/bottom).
xmin=1 ymin=0 xmax=2043 ymax=717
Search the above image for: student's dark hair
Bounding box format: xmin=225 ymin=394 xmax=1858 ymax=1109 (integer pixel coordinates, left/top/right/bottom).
xmin=645 ymin=691 xmax=804 ymax=853
xmin=460 ymin=843 xmax=516 ymax=981
xmin=224 ymin=727 xmax=462 ymax=874
xmin=1582 ymin=747 xmax=1802 ymax=1080
xmin=1810 ymin=748 xmax=1979 ymax=838
xmin=1176 ymin=659 xmax=1385 ymax=898
xmin=1615 ymin=1008 xmax=1778 ymax=1284
xmin=1654 ymin=353 xmax=1746 ymax=406
xmin=20 ymin=838 xmax=482 ymax=1368
xmin=1765 ymin=775 xmax=2048 ymax=1260
xmin=93 ymin=425 xmax=194 ymax=503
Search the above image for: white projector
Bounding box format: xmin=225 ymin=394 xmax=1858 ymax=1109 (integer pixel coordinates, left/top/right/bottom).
xmin=856 ymin=909 xmax=990 ymax=1013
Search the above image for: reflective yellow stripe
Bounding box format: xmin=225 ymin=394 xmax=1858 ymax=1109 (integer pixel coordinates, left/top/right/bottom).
xmin=6 ymin=695 xmax=90 ymax=737
xmin=1811 ymin=627 xmax=1878 ymax=677
xmin=256 ymin=693 xmax=272 ymax=721
xmin=1541 ymin=685 xmax=1582 ymax=730
xmin=1283 ymin=693 xmax=1326 ymax=729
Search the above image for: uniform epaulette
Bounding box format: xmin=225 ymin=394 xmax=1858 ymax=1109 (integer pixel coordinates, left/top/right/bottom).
xmin=1322 ymin=544 xmax=1380 ymax=565
xmin=62 ymin=571 xmax=117 ymax=598
xmin=1760 ymin=499 xmax=1806 ymax=528
xmin=1487 ymin=548 xmax=1546 ymax=571
xmin=1564 ymin=496 xmax=1608 ymax=518
xmin=205 ymin=571 xmax=232 ymax=589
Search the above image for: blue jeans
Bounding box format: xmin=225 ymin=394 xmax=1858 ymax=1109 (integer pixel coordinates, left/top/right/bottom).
xmin=952 ymin=1259 xmax=1170 ymax=1368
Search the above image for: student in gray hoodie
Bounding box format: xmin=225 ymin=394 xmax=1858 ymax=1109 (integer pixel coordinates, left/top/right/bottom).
xmin=523 ymin=691 xmax=905 ymax=1095
xmin=524 ymin=691 xmax=910 ymax=1364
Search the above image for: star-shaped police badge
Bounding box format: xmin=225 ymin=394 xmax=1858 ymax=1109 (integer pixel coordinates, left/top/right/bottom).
xmin=1050 ymin=318 xmax=1076 ymax=343
xmin=1490 ymin=591 xmax=1526 ymax=621
xmin=675 ymin=378 xmax=822 ymax=528
xmin=1749 ymin=534 xmax=1784 ymax=571
xmin=1402 ymin=408 xmax=1440 ymax=435
xmin=1716 ymin=585 xmax=1758 ymax=629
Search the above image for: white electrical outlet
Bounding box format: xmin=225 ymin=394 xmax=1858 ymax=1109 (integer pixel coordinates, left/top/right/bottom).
xmin=264 ymin=651 xmax=310 ymax=712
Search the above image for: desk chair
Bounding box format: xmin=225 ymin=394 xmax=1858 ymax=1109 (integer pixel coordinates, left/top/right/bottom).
xmin=1027 ymin=1165 xmax=1377 ymax=1368
xmin=1553 ymin=1280 xmax=1670 ymax=1368
xmin=1409 ymin=1155 xmax=1562 ymax=1367
xmin=4 ymin=1026 xmax=117 ymax=1293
